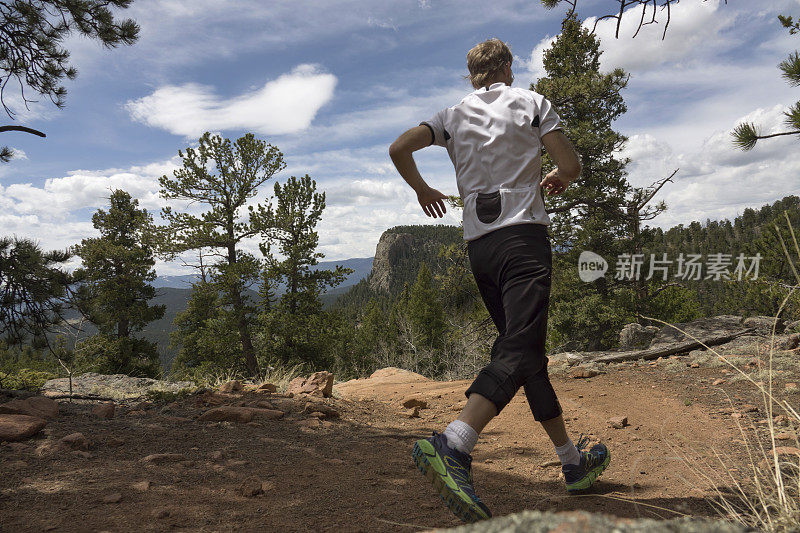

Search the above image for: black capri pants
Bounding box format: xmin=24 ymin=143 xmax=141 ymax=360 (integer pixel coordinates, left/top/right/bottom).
xmin=464 ymin=222 xmax=562 ymax=421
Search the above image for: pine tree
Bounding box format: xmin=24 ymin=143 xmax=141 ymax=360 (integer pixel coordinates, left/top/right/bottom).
xmin=533 ymin=15 xmax=633 ymax=350
xmin=256 ymin=174 xmax=353 ymax=365
xmin=732 ymin=15 xmax=800 ymax=150
xmin=0 ymin=237 xmax=73 ymax=346
xmin=405 ymin=263 xmax=446 ymax=349
xmin=156 ymin=132 xmax=285 ymax=377
xmin=73 ymin=189 xmax=165 ymax=376
xmin=0 ymin=1 xmax=139 ymax=160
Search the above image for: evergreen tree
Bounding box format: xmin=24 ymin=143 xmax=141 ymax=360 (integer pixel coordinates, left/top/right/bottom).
xmin=73 ymin=190 xmax=164 ymax=376
xmin=733 ymin=15 xmax=800 ymax=150
xmin=0 ymin=1 xmax=139 ymax=160
xmin=0 ymin=237 xmax=73 ymax=345
xmin=256 ymin=174 xmax=353 ymax=366
xmin=533 ymin=14 xmax=633 ymax=349
xmin=156 ymin=132 xmax=285 ymax=377
xmin=169 ymin=279 xmax=240 ymax=378
xmin=405 ymin=263 xmax=447 ymax=349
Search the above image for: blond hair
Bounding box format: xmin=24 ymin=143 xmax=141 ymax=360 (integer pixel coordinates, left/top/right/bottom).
xmin=466 ymin=38 xmax=513 ymax=89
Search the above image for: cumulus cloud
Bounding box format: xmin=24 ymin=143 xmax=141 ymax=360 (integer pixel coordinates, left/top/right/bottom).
xmin=619 ymin=104 xmax=800 ymax=229
xmin=125 ymin=64 xmax=337 ymax=138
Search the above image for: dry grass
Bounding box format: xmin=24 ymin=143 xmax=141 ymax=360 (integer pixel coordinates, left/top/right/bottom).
xmin=645 ymin=212 xmax=800 ymax=532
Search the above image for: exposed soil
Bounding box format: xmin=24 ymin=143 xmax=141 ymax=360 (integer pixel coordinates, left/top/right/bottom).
xmin=1 ymin=357 xmax=795 ymax=533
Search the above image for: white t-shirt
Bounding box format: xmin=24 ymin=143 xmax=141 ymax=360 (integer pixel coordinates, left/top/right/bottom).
xmin=421 ymin=82 xmax=562 ymax=241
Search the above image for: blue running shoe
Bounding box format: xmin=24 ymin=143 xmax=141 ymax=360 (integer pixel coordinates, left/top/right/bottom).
xmin=563 ymin=434 xmax=610 ymax=492
xmin=412 ymin=431 xmax=492 ymax=522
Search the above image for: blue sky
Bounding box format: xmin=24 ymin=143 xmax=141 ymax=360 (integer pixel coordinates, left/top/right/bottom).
xmin=1 ymin=0 xmax=799 ymax=275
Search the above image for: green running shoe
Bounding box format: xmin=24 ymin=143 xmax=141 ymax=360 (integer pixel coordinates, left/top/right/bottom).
xmin=562 ymin=434 xmax=611 ymax=492
xmin=412 ymin=431 xmax=492 ymax=523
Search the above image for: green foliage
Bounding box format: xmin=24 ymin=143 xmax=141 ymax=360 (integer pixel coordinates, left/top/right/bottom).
xmin=156 ymin=132 xmax=286 ymax=376
xmin=779 ymin=14 xmax=800 ymax=35
xmin=72 ymin=333 xmax=161 ymax=377
xmin=0 ymin=368 xmax=56 ymax=390
xmin=403 ymin=263 xmax=447 ymax=349
xmin=0 ymin=1 xmax=138 ymax=160
xmin=253 ymin=174 xmax=353 ymax=368
xmin=258 ymin=174 xmax=353 ymax=316
xmin=73 ymin=190 xmax=165 ymax=338
xmin=0 ymin=237 xmax=73 ymax=347
xmin=169 ymin=280 xmax=241 ymax=376
xmin=732 ymin=17 xmax=800 ymax=149
xmin=144 ymin=387 xmax=194 ymax=403
xmin=72 ymin=190 xmax=164 ymax=376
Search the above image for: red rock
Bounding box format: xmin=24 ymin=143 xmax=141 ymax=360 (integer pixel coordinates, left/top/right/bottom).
xmin=141 ymin=453 xmax=186 ymax=464
xmin=568 ymin=367 xmax=600 ymax=379
xmin=690 ymin=363 xmax=700 ymax=368
xmin=0 ymin=396 xmax=59 ymax=419
xmin=60 ymin=432 xmax=89 ymax=451
xmin=608 ymin=416 xmax=628 ymax=429
xmin=287 ymin=371 xmax=334 ymax=398
xmin=302 ymin=403 xmax=340 ymax=419
xmin=255 ymin=400 xmax=275 ymax=410
xmin=0 ymin=414 xmax=47 ymax=441
xmin=742 ymin=404 xmax=759 ymax=413
xmin=712 ymin=378 xmax=726 ymax=386
xmin=153 ymin=509 xmax=170 ymax=519
xmin=401 ymin=396 xmax=427 ymax=409
xmin=786 ymin=383 xmax=798 ymax=392
xmin=72 ymin=450 xmax=93 ymax=459
xmin=257 ymin=383 xmax=277 ymax=393
xmin=198 ymin=406 xmax=254 ymax=423
xmin=210 ymin=450 xmax=224 ymax=462
xmin=775 ymin=432 xmax=794 ymax=440
xmin=219 ymin=380 xmax=243 ymax=393
xmin=246 ymin=407 xmax=284 ymax=420
xmin=92 ymin=402 xmax=115 ymax=419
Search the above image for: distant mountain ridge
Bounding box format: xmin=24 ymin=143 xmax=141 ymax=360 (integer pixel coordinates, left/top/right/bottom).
xmin=151 ymin=257 xmax=374 ymax=295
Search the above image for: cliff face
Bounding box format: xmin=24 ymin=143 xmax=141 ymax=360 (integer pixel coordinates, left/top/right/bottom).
xmin=368 ymin=232 xmax=417 ymax=294
xmin=366 ymin=225 xmax=465 ymax=296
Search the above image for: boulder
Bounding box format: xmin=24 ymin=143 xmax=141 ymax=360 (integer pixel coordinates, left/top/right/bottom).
xmin=287 ymin=371 xmax=334 ymax=398
xmin=743 ymin=316 xmax=785 ymax=335
xmin=0 ymin=414 xmax=47 ymax=441
xmin=0 ymin=396 xmax=59 ymax=419
xmin=429 ymin=509 xmax=750 ymax=532
xmin=649 ymin=315 xmax=745 ymax=346
xmin=302 ymin=403 xmax=340 ymax=419
xmin=619 ymin=323 xmax=659 ymax=350
xmin=41 ymin=372 xmax=195 ymax=401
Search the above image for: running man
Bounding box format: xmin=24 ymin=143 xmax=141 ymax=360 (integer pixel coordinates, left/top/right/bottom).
xmin=388 ymin=38 xmax=610 ymax=522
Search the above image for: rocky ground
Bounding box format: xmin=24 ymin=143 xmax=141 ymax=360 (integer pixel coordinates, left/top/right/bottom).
xmin=1 ymin=317 xmax=798 ymax=532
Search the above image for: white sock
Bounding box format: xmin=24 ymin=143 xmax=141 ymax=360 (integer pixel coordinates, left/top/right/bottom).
xmin=555 ymin=438 xmax=581 ymax=466
xmin=443 ymin=420 xmax=479 ymax=454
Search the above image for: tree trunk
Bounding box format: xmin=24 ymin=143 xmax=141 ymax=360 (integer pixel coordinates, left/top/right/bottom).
xmin=227 ymin=243 xmax=260 ymax=377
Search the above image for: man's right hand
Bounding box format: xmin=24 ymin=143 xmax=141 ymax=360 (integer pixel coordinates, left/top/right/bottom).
xmin=540 ymin=168 xmax=572 ymax=196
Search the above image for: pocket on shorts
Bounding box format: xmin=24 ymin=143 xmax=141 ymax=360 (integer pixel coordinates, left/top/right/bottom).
xmin=475 ymin=191 xmax=502 ymax=224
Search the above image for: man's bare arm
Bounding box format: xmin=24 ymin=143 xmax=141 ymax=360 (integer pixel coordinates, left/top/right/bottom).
xmin=389 ymin=125 xmax=448 ymax=218
xmin=540 ymin=129 xmax=582 ymax=196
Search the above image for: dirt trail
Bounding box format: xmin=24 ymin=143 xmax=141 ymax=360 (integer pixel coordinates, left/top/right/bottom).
xmin=0 ymin=364 xmax=757 ymax=532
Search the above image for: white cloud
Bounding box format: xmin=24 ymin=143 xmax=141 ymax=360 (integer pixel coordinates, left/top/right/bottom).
xmin=619 ymin=104 xmax=800 ymax=230
xmin=125 ymin=64 xmax=337 ymax=137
